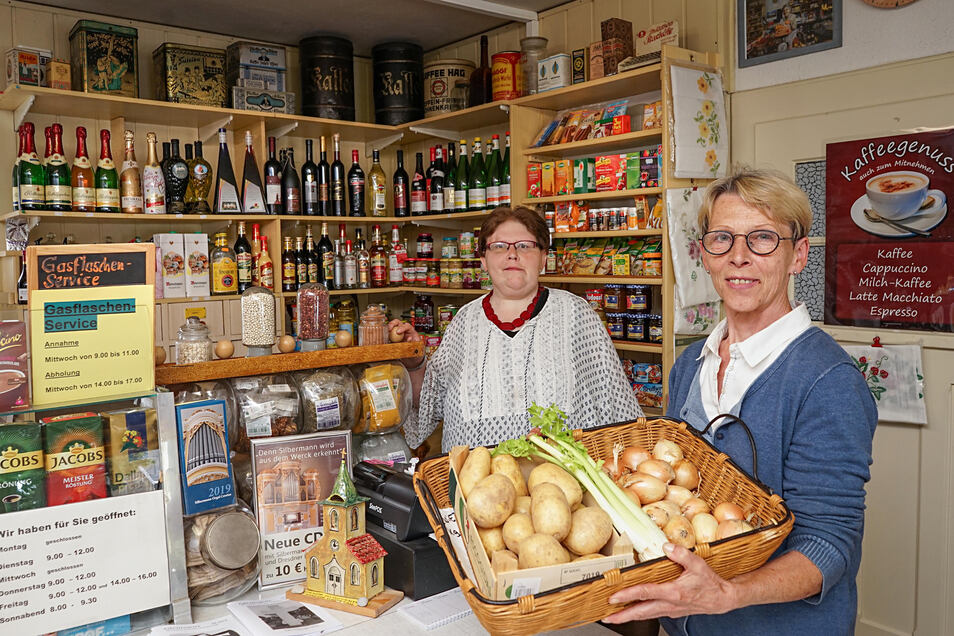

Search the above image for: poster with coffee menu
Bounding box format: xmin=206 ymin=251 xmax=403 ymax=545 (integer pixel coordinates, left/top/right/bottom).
xmin=825 ymin=129 xmax=954 ymax=330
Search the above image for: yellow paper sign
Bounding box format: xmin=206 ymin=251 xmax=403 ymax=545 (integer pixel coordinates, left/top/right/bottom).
xmin=184 ymin=307 xmax=206 ymax=320
xmin=29 ymin=285 xmax=155 ymax=405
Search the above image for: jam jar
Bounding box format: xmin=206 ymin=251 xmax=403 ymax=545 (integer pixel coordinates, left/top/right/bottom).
xmin=605 ymin=312 xmax=625 ymax=340
xmin=626 ymin=313 xmax=646 ymax=342
xmin=416 ymin=232 xmax=434 ymax=259
xmin=603 ymin=284 xmax=623 ymax=310
xmin=625 ymin=285 xmax=650 ymax=312
xmin=647 ymin=314 xmax=664 ymax=343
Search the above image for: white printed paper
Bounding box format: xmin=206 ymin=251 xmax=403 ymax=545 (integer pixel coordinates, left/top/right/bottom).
xmin=150 ymin=614 xmax=250 ymax=635
xmin=228 ymin=599 xmax=342 ymax=636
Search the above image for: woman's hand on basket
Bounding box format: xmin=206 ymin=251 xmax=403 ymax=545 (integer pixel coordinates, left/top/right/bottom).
xmin=603 ymin=543 xmax=738 ymax=622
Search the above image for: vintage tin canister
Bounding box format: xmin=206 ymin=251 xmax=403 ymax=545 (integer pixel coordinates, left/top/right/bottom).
xmin=423 ymin=58 xmax=474 ymax=117
xmin=153 ymin=43 xmax=227 ymax=107
xmin=45 ymin=58 xmax=71 ymax=90
xmin=538 ymin=53 xmax=571 ymax=93
xmin=491 ymin=51 xmax=521 ymax=101
xmin=69 ymin=20 xmax=139 ymax=97
xmin=231 ymin=86 xmax=296 ymax=113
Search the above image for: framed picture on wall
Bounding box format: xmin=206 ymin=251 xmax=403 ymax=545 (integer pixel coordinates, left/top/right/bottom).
xmin=738 ymin=0 xmax=843 ymax=68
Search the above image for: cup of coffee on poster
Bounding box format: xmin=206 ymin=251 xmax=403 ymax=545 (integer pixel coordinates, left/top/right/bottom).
xmin=864 ymin=170 xmax=944 ymax=220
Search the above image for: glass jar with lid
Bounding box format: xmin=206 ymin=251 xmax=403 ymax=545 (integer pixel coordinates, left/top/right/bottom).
xmin=358 ymin=304 xmax=389 ymax=346
xmin=441 ymin=236 xmax=459 ymax=258
xmin=603 ymin=284 xmax=623 ymax=311
xmin=647 ymin=314 xmax=664 ymax=343
xmin=416 ymin=232 xmax=434 ymax=259
xmin=176 ymin=316 xmax=213 ymax=364
xmin=605 ymin=312 xmax=625 ymax=340
xmin=185 ymin=499 xmax=260 ymax=605
xmin=625 ymin=285 xmax=651 ymax=312
xmin=520 ymin=36 xmax=548 ymax=95
xmin=240 ymin=285 xmax=275 ymax=357
xmin=412 ymin=294 xmax=436 ymax=333
xmin=297 ymin=283 xmax=329 ymax=352
xmin=425 ymin=259 xmax=440 ymax=287
xmin=626 ymin=313 xmax=646 ymax=342
xmin=448 ymin=259 xmax=464 ymax=289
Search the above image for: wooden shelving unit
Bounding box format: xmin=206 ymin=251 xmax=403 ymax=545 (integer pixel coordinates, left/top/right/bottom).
xmin=612 ymin=341 xmax=663 ymax=354
xmin=522 ymin=187 xmax=662 ymax=205
xmin=523 ymin=129 xmax=663 ymax=158
xmin=551 ymin=228 xmax=663 ymax=239
xmin=540 ymin=275 xmax=662 ymax=285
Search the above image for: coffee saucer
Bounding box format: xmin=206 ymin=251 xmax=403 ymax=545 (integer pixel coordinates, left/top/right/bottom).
xmin=850 ymin=194 xmax=948 ymax=238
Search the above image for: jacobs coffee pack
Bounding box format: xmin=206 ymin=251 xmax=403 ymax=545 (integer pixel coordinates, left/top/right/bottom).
xmin=0 ymin=423 xmax=45 ymax=513
xmin=0 ymin=321 xmax=29 ymax=413
xmin=42 ymin=412 xmax=107 ymax=505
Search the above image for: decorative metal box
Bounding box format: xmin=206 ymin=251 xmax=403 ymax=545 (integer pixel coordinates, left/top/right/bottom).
xmin=153 ymin=43 xmax=227 ymax=107
xmin=69 ymin=20 xmax=139 ymax=98
xmin=231 ymin=86 xmax=296 ymax=113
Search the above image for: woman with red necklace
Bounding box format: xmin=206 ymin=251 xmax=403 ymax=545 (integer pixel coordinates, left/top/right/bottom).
xmin=390 ymin=206 xmax=642 ymax=453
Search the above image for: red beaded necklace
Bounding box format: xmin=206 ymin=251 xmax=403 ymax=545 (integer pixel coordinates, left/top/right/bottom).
xmin=482 ymin=286 xmax=543 ymax=331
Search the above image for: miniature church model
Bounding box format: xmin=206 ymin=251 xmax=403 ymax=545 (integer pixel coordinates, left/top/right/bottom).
xmin=303 ymin=451 xmax=387 ymax=605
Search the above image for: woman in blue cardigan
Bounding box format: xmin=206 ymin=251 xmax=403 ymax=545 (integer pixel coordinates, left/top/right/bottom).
xmin=604 ymin=167 xmax=877 ymax=635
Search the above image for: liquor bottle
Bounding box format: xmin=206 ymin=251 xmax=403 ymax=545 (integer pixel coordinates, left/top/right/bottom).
xmin=468 ymin=137 xmax=487 ymax=211
xmin=12 ymin=124 xmax=22 ymax=213
xmin=234 ymin=221 xmax=253 ymax=293
xmin=258 ymin=235 xmax=274 ymax=290
xmin=443 ymin=142 xmax=456 ymax=214
xmin=425 ymin=146 xmax=436 ymax=207
xmin=301 ymin=139 xmax=319 ymax=215
xmin=454 ymin=139 xmax=469 ymax=212
xmin=317 ymin=136 xmax=331 ymax=215
xmin=250 ymin=222 xmax=262 ymax=286
xmin=342 ymin=240 xmax=357 ymax=289
xmin=499 ymin=131 xmax=511 ymax=206
xmin=160 ymin=142 xmax=171 ymax=179
xmin=468 ymin=35 xmax=492 ymax=107
xmin=94 ymin=128 xmax=119 ymax=213
xmin=211 ymin=232 xmax=238 ymax=295
xmin=347 ymin=149 xmax=366 ymax=216
xmin=213 ymin=128 xmax=241 ymax=213
xmin=45 ymin=124 xmax=71 ymax=211
xmin=410 ymin=152 xmax=427 ymax=216
xmin=369 ymin=224 xmax=388 ymax=288
xmin=355 ymin=231 xmax=370 ymax=289
xmin=142 ymin=132 xmax=166 ymax=214
xmin=281 ymin=236 xmax=297 ymax=292
xmin=368 ymin=149 xmax=387 ymax=216
xmin=486 ymin=134 xmax=501 ymax=209
xmin=119 ymin=130 xmax=143 ymax=213
xmin=263 ymin=136 xmax=282 ymax=213
xmin=392 ymin=150 xmax=409 ymax=217
xmin=333 ymin=239 xmax=345 ymax=289
xmin=317 ymin=221 xmax=335 ymax=288
xmin=165 ymin=139 xmax=189 ymax=214
xmin=71 ymin=126 xmax=96 ymax=212
xmin=282 ymin=148 xmax=301 ymax=215
xmin=16 ymin=251 xmax=28 ymax=305
xmin=295 ymin=236 xmax=309 ymax=287
xmin=304 ymin=228 xmax=319 ymax=284
xmin=388 ymin=224 xmax=405 ymax=287
xmin=429 ymin=146 xmax=445 ymax=215
xmin=545 ymin=234 xmax=557 ymax=274
xmin=241 ymin=131 xmax=266 ymax=213
xmin=186 ymin=141 xmax=212 ymax=214
xmin=330 ymin=133 xmax=346 ymax=216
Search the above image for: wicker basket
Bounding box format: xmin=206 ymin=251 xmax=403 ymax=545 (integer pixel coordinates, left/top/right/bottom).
xmin=413 ymin=416 xmax=794 ymax=635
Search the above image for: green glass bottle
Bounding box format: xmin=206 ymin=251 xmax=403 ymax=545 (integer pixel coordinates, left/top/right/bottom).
xmin=454 ymin=139 xmax=469 ymax=212
xmin=94 ymin=129 xmax=119 ymax=212
xmin=486 ymin=134 xmax=500 ymax=209
xmin=443 ymin=142 xmax=456 ymax=214
xmin=499 ymin=130 xmax=511 ymax=206
xmin=45 ymin=123 xmax=72 ymax=211
xmin=468 ymin=137 xmax=486 ymax=212
xmin=186 ymin=140 xmax=213 ymax=214
xmin=12 ymin=124 xmax=22 ymax=213
xmin=18 ymin=122 xmax=46 ymax=211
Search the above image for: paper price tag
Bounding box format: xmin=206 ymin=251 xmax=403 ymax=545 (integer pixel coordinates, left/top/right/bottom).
xmin=246 ymin=415 xmax=272 ymax=438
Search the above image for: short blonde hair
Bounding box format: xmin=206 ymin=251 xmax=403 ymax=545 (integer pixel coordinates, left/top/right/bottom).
xmin=698 ymin=166 xmax=812 ymax=240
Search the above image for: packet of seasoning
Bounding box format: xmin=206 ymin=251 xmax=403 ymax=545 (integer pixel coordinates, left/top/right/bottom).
xmin=103 ymin=408 xmax=161 ymax=496
xmin=41 ymin=412 xmax=107 ymax=506
xmin=0 ymin=423 xmax=46 ymax=513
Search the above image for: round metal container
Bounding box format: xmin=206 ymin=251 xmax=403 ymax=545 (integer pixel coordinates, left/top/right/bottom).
xmin=372 ymin=41 xmax=424 ymax=125
xmin=491 ymin=51 xmax=521 ymax=101
xmin=299 ymin=35 xmax=356 ymax=121
xmin=200 ymin=508 xmax=261 ymax=570
xmin=423 ymin=58 xmax=475 ymax=117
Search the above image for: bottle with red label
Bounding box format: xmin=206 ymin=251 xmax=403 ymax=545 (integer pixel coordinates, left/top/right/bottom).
xmin=410 ymin=152 xmax=427 ymax=216
xmin=393 ymin=150 xmax=409 ymax=217
xmin=369 ymin=225 xmax=388 ymax=288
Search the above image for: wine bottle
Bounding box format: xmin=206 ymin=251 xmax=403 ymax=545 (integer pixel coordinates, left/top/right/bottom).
xmin=45 ymin=123 xmax=71 ymax=211
xmin=19 ymin=123 xmax=44 ymax=211
xmin=165 ymin=139 xmax=189 ymax=214
xmin=368 ymin=149 xmax=387 ymax=217
xmin=281 ymin=236 xmax=297 ymax=292
xmin=263 ymin=136 xmax=282 ymax=213
xmin=234 ymin=221 xmax=253 ymax=292
xmin=160 ymin=141 xmax=171 ymax=179
xmin=499 ymin=131 xmax=511 ymax=206
xmin=393 ymin=150 xmax=409 ymax=217
xmin=388 ymin=224 xmax=405 ymax=287
xmin=16 ymin=250 xmax=28 ymax=305
xmin=241 ymin=131 xmax=266 ymax=213
xmin=71 ymin=126 xmax=96 ymax=212
xmin=429 ymin=146 xmax=444 ymax=215
xmin=355 ymin=230 xmax=370 ymax=289
xmin=333 ymin=239 xmax=345 ymax=289
xmin=330 ymin=133 xmax=346 ymax=216
xmin=282 ymin=148 xmax=301 ymax=215
xmin=348 ymin=149 xmax=365 ymax=216
xmin=315 ymin=222 xmax=335 ymax=288
xmin=369 ymin=224 xmax=388 ymax=288
xmin=120 ymin=130 xmax=143 ymax=213
xmin=301 ymin=139 xmax=319 ymax=215
xmin=295 ymin=235 xmax=308 ymax=288
xmin=94 ymin=129 xmax=119 ymax=213
xmin=443 ymin=142 xmax=456 ymax=214
xmin=410 ymin=152 xmax=427 ymax=216
xmin=186 ymin=141 xmax=212 ymax=214
xmin=486 ymin=133 xmax=501 ymax=209
xmin=317 ymin=136 xmax=331 ymax=215
xmin=142 ymin=132 xmax=166 ymax=214
xmin=469 ymin=35 xmax=492 ymax=107
xmin=12 ymin=124 xmax=21 ymax=213
xmin=213 ymin=128 xmax=241 ymax=213
xmin=425 ymin=146 xmax=436 ymax=210
xmin=468 ymin=137 xmax=486 ymax=211
xmin=250 ymin=222 xmax=262 ymax=286
xmin=454 ymin=139 xmax=469 ymax=212
xmin=258 ymin=235 xmax=274 ymax=290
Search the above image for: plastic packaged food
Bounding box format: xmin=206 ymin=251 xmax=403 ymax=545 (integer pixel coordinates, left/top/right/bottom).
xmin=185 ymin=499 xmax=260 ymax=604
xmin=293 ymin=366 xmax=360 ymax=432
xmin=358 ymin=304 xmax=389 ymax=346
xmin=353 ymin=362 xmax=412 ymax=435
xmin=355 ymin=430 xmax=412 ymax=463
xmin=176 ymin=316 xmax=213 ymax=364
xmin=229 ymin=374 xmax=301 ymax=452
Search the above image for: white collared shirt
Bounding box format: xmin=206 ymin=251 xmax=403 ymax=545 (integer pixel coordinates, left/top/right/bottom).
xmin=698 ymin=303 xmax=812 ymax=426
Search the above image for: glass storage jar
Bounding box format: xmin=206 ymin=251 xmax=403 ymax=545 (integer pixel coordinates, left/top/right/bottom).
xmin=229 ymin=374 xmax=301 ymax=453
xmin=416 ymin=232 xmax=434 ymax=258
xmin=606 ymin=312 xmax=625 ymax=340
xmin=412 ymin=294 xmax=435 ymax=333
xmin=603 ymin=284 xmax=623 ymax=310
xmin=293 ymin=366 xmax=360 ymax=432
xmin=185 ymin=499 xmax=260 ymax=605
xmin=176 ymin=316 xmax=213 ymax=364
xmin=297 ymin=283 xmax=329 ymax=351
xmin=626 ymin=313 xmax=646 ymax=342
xmin=241 ymin=285 xmax=276 ymax=357
xmin=441 ymin=236 xmax=459 ymax=258
xmin=625 ymin=285 xmax=650 ymax=312
xmin=358 ymin=304 xmax=389 ymax=346
xmin=519 ymin=36 xmax=548 ymax=96
xmin=647 ymin=314 xmax=664 ymax=343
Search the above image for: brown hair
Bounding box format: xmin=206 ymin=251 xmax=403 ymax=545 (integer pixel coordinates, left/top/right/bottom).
xmin=477 ymin=206 xmax=550 ymax=256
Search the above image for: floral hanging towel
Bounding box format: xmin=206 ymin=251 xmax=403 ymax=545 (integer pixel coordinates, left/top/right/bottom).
xmin=669 ymin=65 xmax=728 ymax=179
xmin=842 ymin=344 xmax=927 ymax=425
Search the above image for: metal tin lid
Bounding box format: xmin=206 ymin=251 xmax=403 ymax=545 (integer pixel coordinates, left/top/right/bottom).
xmin=200 ymin=510 xmax=260 ymax=570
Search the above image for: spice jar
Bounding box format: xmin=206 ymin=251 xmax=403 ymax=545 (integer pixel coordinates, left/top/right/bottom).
xmin=416 ymin=232 xmax=434 ymax=258
xmin=605 ymin=312 xmax=625 ymax=340
xmin=603 ymin=284 xmax=623 ymax=310
xmin=296 ymin=283 xmax=329 ymax=351
xmin=648 ymin=314 xmax=664 ymax=343
xmin=241 ymin=285 xmax=276 ymax=357
xmin=229 ymin=374 xmax=301 ymax=453
xmin=441 ymin=236 xmax=459 ymax=258
xmin=358 ymin=304 xmax=389 ymax=346
xmin=626 ymin=313 xmax=646 ymax=342
xmin=185 ymin=500 xmax=260 ymax=605
xmin=293 ymin=366 xmax=360 ymax=432
xmin=425 ymin=259 xmax=440 ymax=287
xmin=176 ymin=316 xmax=213 ymax=364
xmin=625 ymin=285 xmax=650 ymax=312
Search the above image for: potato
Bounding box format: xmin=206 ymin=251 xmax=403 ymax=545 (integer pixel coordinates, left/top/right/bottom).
xmin=514 ymin=496 xmax=532 ymax=515
xmin=491 ymin=453 xmax=528 ymax=496
xmin=467 ymin=473 xmax=516 ymax=528
xmin=530 ymin=482 xmax=565 ymax=501
xmin=477 ymin=525 xmax=506 ymax=554
xmin=492 ymin=549 xmax=519 ymax=573
xmin=459 ymin=446 xmax=491 ymax=497
xmin=563 ymin=506 xmax=614 ymax=555
xmin=518 ymin=534 xmax=570 ymax=569
xmin=527 ymin=463 xmax=583 ymax=508
xmin=530 ymin=485 xmax=571 ymax=541
xmin=572 ymin=554 xmax=603 ymax=562
xmin=502 ymin=513 xmax=535 ymax=554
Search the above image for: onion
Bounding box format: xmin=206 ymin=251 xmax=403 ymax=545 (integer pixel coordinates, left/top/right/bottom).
xmin=665 ymin=485 xmax=694 ymax=507
xmin=637 ymin=458 xmax=675 ymax=484
xmin=672 ymin=459 xmax=700 ymax=490
xmin=680 ymin=497 xmax=710 ymax=520
xmin=716 ymin=519 xmax=753 ymax=540
xmin=620 ymin=445 xmax=651 ymax=472
xmin=624 ymin=472 xmax=667 ymax=504
xmin=713 ymin=502 xmax=745 ymax=523
xmin=653 ymin=439 xmax=684 ymax=465
xmin=641 ymin=502 xmax=672 ymax=528
xmin=691 ymin=513 xmax=719 ymax=544
xmin=663 ymin=516 xmax=696 ymax=549
xmin=603 ymin=442 xmax=624 ymax=481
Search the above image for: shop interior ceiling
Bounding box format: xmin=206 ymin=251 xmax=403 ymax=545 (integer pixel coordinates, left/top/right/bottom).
xmin=22 ymin=0 xmax=564 ymax=54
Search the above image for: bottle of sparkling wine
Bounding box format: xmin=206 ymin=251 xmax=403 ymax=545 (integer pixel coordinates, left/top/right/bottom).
xmin=213 ymin=128 xmax=241 ymax=213
xmin=71 ymin=126 xmax=96 ymax=212
xmin=12 ymin=124 xmax=21 ymax=213
xmin=264 ymin=136 xmax=282 ymax=213
xmin=18 ymin=123 xmax=45 ymax=211
xmin=142 ymin=132 xmax=166 ymax=214
xmin=119 ymin=130 xmax=144 ymax=214
xmin=94 ymin=129 xmax=119 ymax=213
xmin=45 ymin=123 xmax=71 ymax=211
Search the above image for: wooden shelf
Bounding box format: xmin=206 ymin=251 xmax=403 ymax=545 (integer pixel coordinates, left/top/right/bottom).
xmin=400 ymin=102 xmax=511 ymax=144
xmin=280 ymin=286 xmax=488 ymax=299
xmin=511 ymin=64 xmax=663 ymax=112
xmin=154 ymin=342 xmax=422 ymax=385
xmin=523 ymin=129 xmax=663 ymax=158
xmin=3 ymin=210 xmax=277 ymax=223
xmin=612 ymin=340 xmax=663 ymax=354
xmin=552 ymin=229 xmax=663 ymax=239
xmin=540 ymin=275 xmax=662 ymax=285
xmin=404 ymin=287 xmax=488 ymax=296
xmin=522 ymin=188 xmax=661 ymax=205
xmin=157 ymin=294 xmax=239 ymax=304
xmin=642 ymin=406 xmax=664 ymax=417
xmin=404 ymin=210 xmax=493 ymax=224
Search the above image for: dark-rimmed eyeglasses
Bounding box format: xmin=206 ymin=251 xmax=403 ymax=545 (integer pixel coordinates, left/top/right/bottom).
xmin=485 ymin=240 xmax=540 ymax=255
xmin=700 ymin=230 xmax=796 ymax=256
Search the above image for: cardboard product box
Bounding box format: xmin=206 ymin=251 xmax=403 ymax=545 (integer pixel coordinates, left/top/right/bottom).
xmin=102 ymin=408 xmax=160 ymax=497
xmin=226 ymin=41 xmax=287 ymax=72
xmin=554 ymin=160 xmax=572 ymax=196
xmin=231 ymin=86 xmax=296 ymax=113
xmin=5 ymin=48 xmax=39 ymax=87
xmin=537 ymin=53 xmax=571 ymax=93
xmin=0 ymin=320 xmax=29 ymax=412
xmin=595 ymin=154 xmax=627 ymax=192
xmin=571 ymin=48 xmax=588 ymax=84
xmin=626 ymin=152 xmax=642 ymax=189
xmin=45 ymin=58 xmax=71 ymax=90
xmin=541 ymin=162 xmax=555 ymax=197
xmin=527 ymin=162 xmax=542 ymax=199
xmin=601 ymin=18 xmax=634 ymax=57
xmin=602 ymin=38 xmax=629 ymax=77
xmin=635 ymin=20 xmax=679 ymax=58
xmin=154 ymin=233 xmax=185 ymax=298
xmin=573 ymin=159 xmax=588 ymax=194
xmin=184 ymin=233 xmax=211 ymax=297
xmin=448 ymin=446 xmax=635 ymax=600
xmin=228 ymin=65 xmax=286 ymax=92
xmin=69 ymin=20 xmax=139 ymax=98
xmin=643 ymin=100 xmax=663 ymax=129
xmin=153 ymin=43 xmax=227 ymax=107
xmin=588 ymin=42 xmax=604 ymax=80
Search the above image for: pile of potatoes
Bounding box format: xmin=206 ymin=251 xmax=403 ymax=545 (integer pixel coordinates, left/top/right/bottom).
xmin=459 ymin=447 xmax=615 ymax=572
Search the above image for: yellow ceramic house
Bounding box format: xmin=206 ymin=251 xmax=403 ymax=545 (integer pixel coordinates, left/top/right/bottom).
xmin=304 ymin=453 xmax=387 ymax=604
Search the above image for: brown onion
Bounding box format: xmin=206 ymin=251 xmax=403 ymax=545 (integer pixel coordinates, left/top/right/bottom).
xmin=653 ymin=439 xmax=684 ymax=465
xmin=665 ymin=485 xmax=693 ymax=507
xmin=641 ymin=502 xmax=672 ymax=528
xmin=637 ymin=458 xmax=675 ymax=484
xmin=716 ymin=519 xmax=753 ymax=540
xmin=664 ymin=516 xmax=696 ymax=549
xmin=624 ymin=473 xmax=667 ymax=504
xmin=620 ymin=445 xmax=651 ymax=472
xmin=713 ymin=502 xmax=745 ymax=523
xmin=672 ymin=459 xmax=700 ymax=490
xmin=680 ymin=497 xmax=710 ymax=520
xmin=691 ymin=513 xmax=719 ymax=543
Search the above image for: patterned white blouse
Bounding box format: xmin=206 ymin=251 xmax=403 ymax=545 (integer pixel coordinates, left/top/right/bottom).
xmin=403 ymin=288 xmax=643 ymax=451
